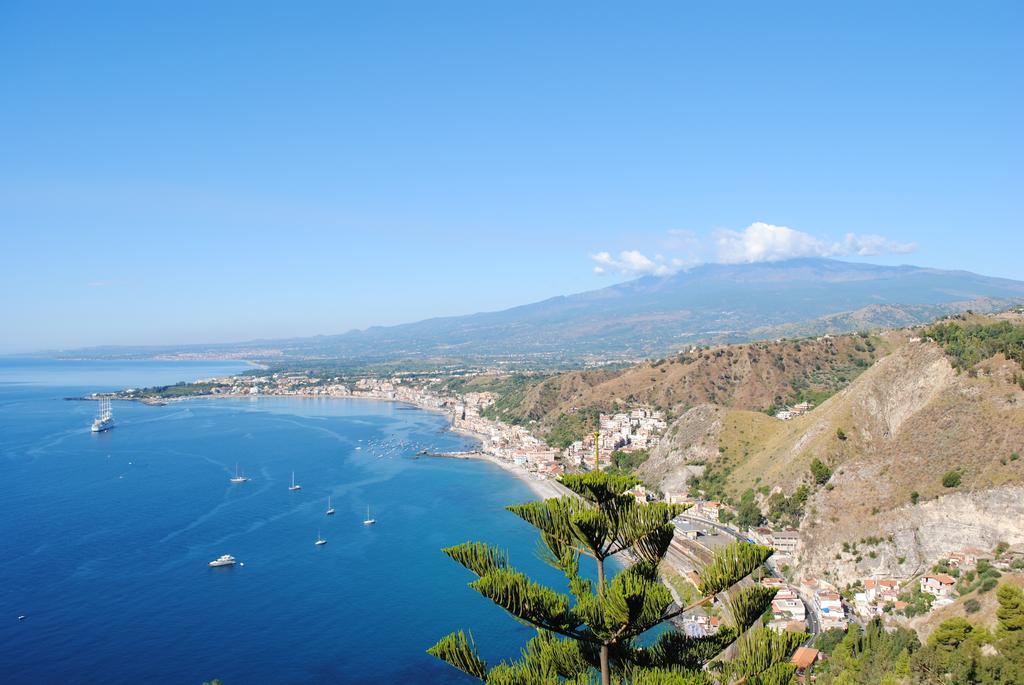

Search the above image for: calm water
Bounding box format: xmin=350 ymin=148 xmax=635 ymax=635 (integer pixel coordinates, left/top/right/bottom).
xmin=0 ymin=359 xmax=565 ymax=684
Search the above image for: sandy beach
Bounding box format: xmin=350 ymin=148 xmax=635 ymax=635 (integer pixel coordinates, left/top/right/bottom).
xmin=464 ymin=450 xmax=569 ymax=500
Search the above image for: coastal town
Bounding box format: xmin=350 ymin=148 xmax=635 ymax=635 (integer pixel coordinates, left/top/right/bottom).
xmin=111 ymin=370 xmax=670 ymax=480
xmin=101 ymin=366 xmax=1024 ymax=647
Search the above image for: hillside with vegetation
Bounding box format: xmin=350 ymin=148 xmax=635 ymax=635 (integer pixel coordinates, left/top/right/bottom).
xmin=483 ymin=331 xmax=886 ymax=447
xmin=469 ymin=311 xmax=1024 ymax=589
xmin=635 ymin=313 xmax=1024 ymax=586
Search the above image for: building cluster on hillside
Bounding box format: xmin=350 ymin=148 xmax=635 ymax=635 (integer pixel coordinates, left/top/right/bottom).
xmin=802 ymin=577 xmax=848 ymax=631
xmin=853 ymin=578 xmax=902 ymax=618
xmin=846 ymin=544 xmax=1024 ymax=621
xmin=563 ymin=409 xmax=667 ymax=468
xmin=774 ymin=401 xmax=813 ymax=421
xmin=444 ymin=396 xmax=562 ymax=478
xmin=762 ymin=577 xmax=808 ymax=633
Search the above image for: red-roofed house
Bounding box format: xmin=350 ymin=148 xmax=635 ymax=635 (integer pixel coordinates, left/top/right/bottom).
xmin=791 ymin=646 xmax=820 ymax=681
xmin=920 ymin=574 xmax=956 ymax=598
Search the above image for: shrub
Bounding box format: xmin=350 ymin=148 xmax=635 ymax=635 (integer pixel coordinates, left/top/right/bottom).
xmin=607 ymin=448 xmax=650 ymax=474
xmin=964 ymin=598 xmax=981 ymax=614
xmin=979 ymin=577 xmax=998 ymax=593
xmin=810 ymin=458 xmax=833 ymax=485
xmin=736 ymin=489 xmax=764 ymax=529
xmin=836 ymin=427 xmax=848 ymax=441
xmin=942 ymin=470 xmax=962 ymax=488
xmin=910 ymin=491 xmax=920 ymax=505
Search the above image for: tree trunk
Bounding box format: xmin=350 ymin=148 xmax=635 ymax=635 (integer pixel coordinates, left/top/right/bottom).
xmin=597 ymin=557 xmax=609 ymax=684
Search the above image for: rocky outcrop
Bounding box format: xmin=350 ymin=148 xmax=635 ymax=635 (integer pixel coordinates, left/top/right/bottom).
xmin=847 ymin=342 xmax=955 ymax=439
xmin=638 ymin=404 xmax=724 ymax=493
xmin=799 ymin=486 xmax=1024 ymax=586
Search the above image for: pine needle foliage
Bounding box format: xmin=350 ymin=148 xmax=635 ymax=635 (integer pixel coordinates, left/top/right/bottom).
xmin=428 ymin=471 xmax=803 ymax=684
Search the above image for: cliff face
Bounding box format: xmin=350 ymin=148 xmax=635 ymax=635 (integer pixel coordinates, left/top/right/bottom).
xmin=793 ymin=340 xmax=1024 ymax=579
xmin=801 ymin=486 xmax=1024 ymax=586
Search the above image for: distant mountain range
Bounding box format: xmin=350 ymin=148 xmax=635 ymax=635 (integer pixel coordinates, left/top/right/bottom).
xmin=54 ymin=258 xmax=1024 ymax=364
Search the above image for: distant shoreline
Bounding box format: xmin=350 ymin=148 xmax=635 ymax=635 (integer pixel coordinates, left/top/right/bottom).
xmin=79 ymin=389 xmax=566 ymax=501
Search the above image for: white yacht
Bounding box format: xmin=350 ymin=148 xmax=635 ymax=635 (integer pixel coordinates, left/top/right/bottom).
xmin=325 ymin=496 xmax=335 ymax=516
xmin=91 ymin=399 xmax=115 ymax=433
xmin=363 ymin=505 xmax=376 ymax=526
xmin=315 ymin=529 xmax=327 ymax=546
xmin=229 ymin=463 xmax=250 ymax=484
xmin=209 ymin=554 xmax=236 ymax=567
xmin=288 ymin=471 xmax=302 ymax=491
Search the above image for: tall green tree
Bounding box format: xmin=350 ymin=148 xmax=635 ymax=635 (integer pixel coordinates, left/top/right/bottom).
xmin=428 ymin=471 xmax=806 ymax=684
xmin=996 ymin=584 xmax=1024 ymax=638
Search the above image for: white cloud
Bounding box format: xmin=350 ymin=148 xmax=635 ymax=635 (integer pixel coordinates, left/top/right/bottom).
xmin=591 ymin=223 xmax=916 ymax=277
xmin=590 ymin=250 xmax=685 ymax=277
xmin=714 ymin=222 xmax=916 ymax=263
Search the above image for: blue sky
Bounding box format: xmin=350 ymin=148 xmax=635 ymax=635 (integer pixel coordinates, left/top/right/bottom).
xmin=1 ymin=1 xmax=1021 ymax=352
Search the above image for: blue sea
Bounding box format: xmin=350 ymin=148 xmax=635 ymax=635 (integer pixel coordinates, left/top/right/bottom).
xmin=0 ymin=358 xmax=570 ymax=684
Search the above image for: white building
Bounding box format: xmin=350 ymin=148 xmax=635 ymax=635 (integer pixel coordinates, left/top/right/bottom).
xmin=920 ymin=574 xmax=956 ymax=598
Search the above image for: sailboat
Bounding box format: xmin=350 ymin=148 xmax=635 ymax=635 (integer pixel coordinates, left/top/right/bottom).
xmin=315 ymin=529 xmax=327 ymax=546
xmin=288 ymin=471 xmax=301 ymax=491
xmin=325 ymin=496 xmax=335 ymax=516
xmin=363 ymin=505 xmax=376 ymax=526
xmin=91 ymin=398 xmax=115 ymax=432
xmin=229 ymin=463 xmax=250 ymax=484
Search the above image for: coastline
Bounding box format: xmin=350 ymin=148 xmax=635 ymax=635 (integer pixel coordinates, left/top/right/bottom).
xmin=86 ymin=389 xmax=569 ymax=501
xmin=442 ymin=431 xmax=569 ymax=501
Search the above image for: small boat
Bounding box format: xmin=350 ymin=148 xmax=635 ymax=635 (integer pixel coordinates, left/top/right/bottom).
xmin=209 ymin=554 xmax=236 ymax=567
xmin=315 ymin=529 xmax=327 ymax=546
xmin=229 ymin=464 xmax=250 ymax=484
xmin=288 ymin=471 xmax=301 ymax=491
xmin=325 ymin=496 xmax=335 ymax=516
xmin=363 ymin=505 xmax=376 ymax=526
